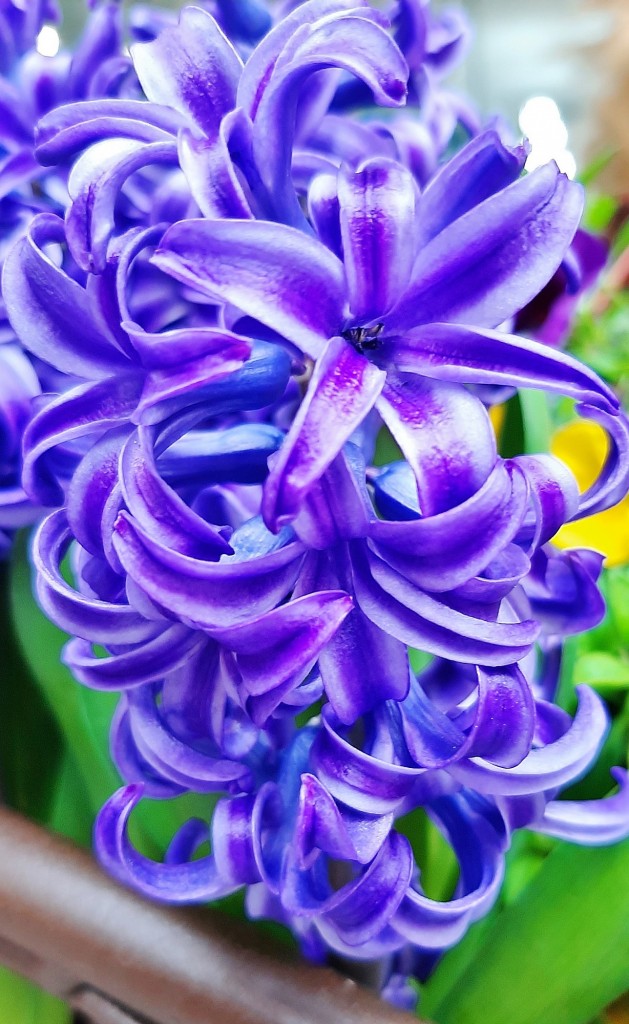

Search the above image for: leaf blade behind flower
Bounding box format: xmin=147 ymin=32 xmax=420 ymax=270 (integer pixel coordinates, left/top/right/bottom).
xmin=422 ymin=837 xmax=629 ymax=1024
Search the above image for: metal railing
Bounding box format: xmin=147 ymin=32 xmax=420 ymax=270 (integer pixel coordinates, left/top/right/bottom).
xmin=0 ymin=805 xmax=421 ymax=1024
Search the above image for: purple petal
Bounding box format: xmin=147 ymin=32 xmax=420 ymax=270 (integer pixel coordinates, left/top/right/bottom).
xmin=66 ymin=139 xmax=178 ymax=273
xmin=416 ymin=130 xmax=526 ymax=245
xmin=36 ymin=98 xmax=183 ymax=163
xmin=389 ymin=323 xmax=618 ymax=411
xmin=376 ymin=374 xmax=496 ymax=516
xmin=33 ymin=511 xmax=160 ymax=644
xmin=534 ymin=768 xmax=629 ymax=844
xmin=212 ymin=590 xmax=352 ymax=694
xmin=95 ymin=785 xmax=235 ymax=901
xmin=353 ymin=545 xmax=538 ymax=666
xmin=212 ymin=794 xmax=264 ymax=885
xmin=178 ymin=122 xmax=253 ymax=220
xmin=119 ymin=426 xmax=234 ymax=560
xmin=238 ymin=0 xmax=373 ymax=117
xmin=263 ymin=336 xmax=385 ymax=530
xmin=402 ymin=665 xmax=535 ymax=769
xmin=312 ymin=706 xmax=423 ymax=815
xmin=307 ymin=172 xmax=342 ymax=258
xmin=523 ymin=547 xmax=605 ymax=637
xmin=2 ymin=213 xmax=128 ymax=379
xmin=514 ymin=454 xmax=579 ymax=551
xmin=131 ymin=6 xmax=242 ymax=136
xmin=67 ymin=425 xmax=129 ymax=557
xmin=339 ymin=157 xmax=418 ymax=320
xmin=574 ymin=405 xmax=629 ymax=518
xmin=23 ymin=375 xmax=143 ymax=506
xmin=318 ymin=833 xmax=414 ymax=945
xmin=165 ymin=819 xmax=211 ymax=864
xmin=135 ymin=339 xmax=291 ymax=426
xmin=291 ymin=449 xmax=373 ymax=550
xmin=369 ymin=462 xmax=528 ymax=593
xmin=393 ymin=795 xmax=504 ymax=950
xmin=295 ymin=773 xmax=394 ymax=867
xmin=249 ymin=11 xmax=408 ymax=223
xmin=154 ymin=219 xmax=346 ymax=359
xmin=66 ymin=0 xmax=122 ymax=100
xmin=126 ymin=686 xmax=251 ymax=790
xmin=319 ymin=601 xmax=410 ymax=724
xmin=63 ymin=626 xmax=205 ymax=690
xmin=112 ymin=512 xmax=304 ymax=630
xmin=451 ymin=685 xmax=608 ymax=795
xmin=124 ymin=320 xmax=251 ymax=371
xmin=110 ymin=700 xmax=185 ymax=798
xmin=0 ymin=149 xmax=41 ymax=200
xmin=387 ymin=163 xmax=583 ymax=332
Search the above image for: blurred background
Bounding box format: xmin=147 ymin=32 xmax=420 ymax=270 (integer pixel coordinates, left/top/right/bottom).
xmin=52 ymin=0 xmax=625 ymax=190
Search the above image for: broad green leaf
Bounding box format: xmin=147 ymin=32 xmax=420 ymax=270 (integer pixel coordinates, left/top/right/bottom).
xmin=422 ymin=838 xmax=629 ymax=1024
xmin=0 ymin=966 xmax=70 ymax=1024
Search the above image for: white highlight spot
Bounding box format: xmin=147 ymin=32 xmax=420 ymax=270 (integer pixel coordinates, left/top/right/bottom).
xmin=518 ymin=95 xmax=576 ymax=179
xmin=36 ymin=25 xmax=60 ymax=58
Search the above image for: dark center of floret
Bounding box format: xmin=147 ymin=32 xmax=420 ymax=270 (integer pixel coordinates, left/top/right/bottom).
xmin=341 ymin=322 xmax=384 ymax=354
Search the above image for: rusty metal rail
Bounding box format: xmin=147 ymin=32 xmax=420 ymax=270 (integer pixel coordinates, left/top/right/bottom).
xmin=0 ymin=805 xmax=422 ymax=1024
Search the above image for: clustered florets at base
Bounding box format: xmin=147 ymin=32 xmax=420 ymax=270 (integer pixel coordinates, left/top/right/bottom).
xmin=1 ymin=0 xmax=629 ymax=1010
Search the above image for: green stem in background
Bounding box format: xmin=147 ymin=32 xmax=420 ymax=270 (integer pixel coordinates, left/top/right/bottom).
xmin=519 ymin=388 xmax=553 ymax=455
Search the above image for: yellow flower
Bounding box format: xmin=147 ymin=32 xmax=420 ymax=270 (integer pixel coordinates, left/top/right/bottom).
xmin=551 ymin=419 xmax=629 ymax=566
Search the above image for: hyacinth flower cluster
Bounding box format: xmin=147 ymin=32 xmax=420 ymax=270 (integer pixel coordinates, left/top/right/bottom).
xmin=3 ymin=0 xmax=629 ymax=1009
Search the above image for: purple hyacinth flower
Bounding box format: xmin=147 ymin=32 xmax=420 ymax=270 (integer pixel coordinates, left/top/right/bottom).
xmin=3 ymin=0 xmax=628 ymax=996
xmin=154 ymin=137 xmax=620 ymax=530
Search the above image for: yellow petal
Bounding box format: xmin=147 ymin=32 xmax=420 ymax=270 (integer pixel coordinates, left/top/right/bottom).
xmin=550 ymin=419 xmax=609 ymax=492
xmin=554 ymin=497 xmax=629 ymax=567
xmin=551 ymin=418 xmax=629 ymax=566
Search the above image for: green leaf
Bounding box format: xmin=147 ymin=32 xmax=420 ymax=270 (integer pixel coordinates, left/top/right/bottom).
xmin=0 ymin=562 xmax=64 ymax=823
xmin=9 ymin=532 xmax=219 ymax=860
xmin=47 ymin=750 xmax=94 ymax=847
xmin=9 ymin=533 xmax=121 ymax=815
xmin=0 ymin=966 xmax=70 ymax=1024
xmin=574 ymin=653 xmax=629 ymax=694
xmin=422 ymin=838 xmax=629 ymax=1024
